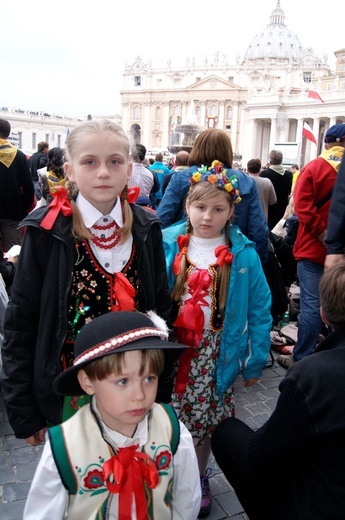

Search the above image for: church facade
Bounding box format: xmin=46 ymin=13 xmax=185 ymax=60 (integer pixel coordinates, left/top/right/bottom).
xmin=120 ymin=1 xmax=345 ymax=168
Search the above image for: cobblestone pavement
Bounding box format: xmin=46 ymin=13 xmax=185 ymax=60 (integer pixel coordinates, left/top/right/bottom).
xmin=0 ymin=351 xmax=286 ymax=519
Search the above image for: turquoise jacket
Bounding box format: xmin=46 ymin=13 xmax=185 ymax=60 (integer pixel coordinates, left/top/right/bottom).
xmin=163 ymin=220 xmax=272 ymax=399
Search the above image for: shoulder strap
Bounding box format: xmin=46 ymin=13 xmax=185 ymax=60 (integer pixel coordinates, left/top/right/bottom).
xmin=48 ymin=425 xmax=78 ymax=494
xmin=316 ymin=190 xmax=333 ymax=208
xmin=159 ymin=403 xmax=180 ymax=455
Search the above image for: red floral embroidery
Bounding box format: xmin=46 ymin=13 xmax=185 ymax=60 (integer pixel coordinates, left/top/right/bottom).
xmin=155 ymin=450 xmax=172 ymax=470
xmin=83 ymin=468 xmax=104 ymax=489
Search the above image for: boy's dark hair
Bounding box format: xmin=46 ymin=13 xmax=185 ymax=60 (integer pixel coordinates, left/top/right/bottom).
xmin=291 ymin=164 xmax=300 ymax=170
xmin=0 ymin=118 xmax=11 ymax=139
xmin=37 ymin=141 xmax=49 ymax=152
xmin=319 ymin=260 xmax=345 ymax=329
xmin=247 ymin=158 xmax=261 ymax=174
xmin=83 ymin=349 xmax=164 ymax=381
xmin=155 ymin=152 xmax=163 ymax=162
xmin=131 ymin=144 xmax=146 ymax=162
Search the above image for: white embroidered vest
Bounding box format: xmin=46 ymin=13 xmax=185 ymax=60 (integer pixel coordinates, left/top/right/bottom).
xmin=49 ymin=402 xmax=180 ymax=520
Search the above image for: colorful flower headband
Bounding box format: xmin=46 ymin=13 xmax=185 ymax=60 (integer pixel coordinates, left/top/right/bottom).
xmin=189 ymin=160 xmax=241 ymax=203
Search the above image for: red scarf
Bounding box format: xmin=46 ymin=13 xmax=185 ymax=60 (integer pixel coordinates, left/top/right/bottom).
xmin=103 ymin=445 xmax=158 ymax=520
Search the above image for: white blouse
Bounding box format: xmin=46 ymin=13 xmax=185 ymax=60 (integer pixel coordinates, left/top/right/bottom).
xmin=76 ymin=193 xmax=133 ymax=274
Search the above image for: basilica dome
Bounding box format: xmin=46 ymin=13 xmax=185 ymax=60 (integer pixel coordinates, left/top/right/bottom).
xmin=244 ymin=1 xmax=304 ymax=61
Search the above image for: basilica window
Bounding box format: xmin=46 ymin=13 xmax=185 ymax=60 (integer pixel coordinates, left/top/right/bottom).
xmin=226 ymin=106 xmax=233 ymax=120
xmin=210 ymin=105 xmax=217 ymax=117
xmin=173 ymin=105 xmax=181 ymax=117
xmin=303 ymin=72 xmax=311 ymax=83
xmin=156 ymin=106 xmax=161 ymax=120
xmin=134 ymin=76 xmax=141 ymax=86
xmin=133 ymin=105 xmax=140 ymax=119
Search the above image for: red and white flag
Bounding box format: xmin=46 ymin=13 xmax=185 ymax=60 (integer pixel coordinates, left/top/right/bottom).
xmin=302 ymin=122 xmax=317 ymax=144
xmin=308 ymin=90 xmax=325 ymax=103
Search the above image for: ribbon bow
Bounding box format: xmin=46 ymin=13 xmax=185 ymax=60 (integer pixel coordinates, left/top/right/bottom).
xmin=40 ymin=186 xmax=73 ymax=230
xmin=112 ymin=272 xmax=136 ymax=312
xmin=127 ymin=186 xmax=140 ymax=204
xmin=103 ymin=445 xmax=159 ymax=520
xmin=215 ymin=245 xmax=234 ymax=267
xmin=174 ymin=269 xmax=211 ymax=394
xmin=172 ymin=235 xmax=190 ymax=276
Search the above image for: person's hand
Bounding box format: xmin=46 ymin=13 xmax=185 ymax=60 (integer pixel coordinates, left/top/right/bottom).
xmin=325 ymin=254 xmax=344 ymax=270
xmin=7 ymin=255 xmax=18 ymax=265
xmin=25 ymin=428 xmax=46 ymax=446
xmin=244 ymin=377 xmax=259 ymax=387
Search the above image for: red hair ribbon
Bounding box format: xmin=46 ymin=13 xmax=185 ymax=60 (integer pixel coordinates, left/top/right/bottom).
xmin=102 ymin=445 xmax=159 ymax=520
xmin=215 ymin=245 xmax=234 ymax=267
xmin=174 ymin=269 xmax=211 ymax=394
xmin=127 ymin=186 xmax=140 ymax=204
xmin=40 ymin=186 xmax=73 ymax=230
xmin=172 ymin=235 xmax=190 ymax=276
xmin=112 ymin=272 xmax=136 ymax=312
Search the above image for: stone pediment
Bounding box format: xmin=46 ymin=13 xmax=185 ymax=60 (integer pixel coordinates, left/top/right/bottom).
xmin=187 ymin=75 xmax=240 ymax=91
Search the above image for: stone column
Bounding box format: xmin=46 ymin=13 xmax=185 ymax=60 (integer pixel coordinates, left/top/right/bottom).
xmin=296 ymin=118 xmax=304 ymax=167
xmin=269 ymin=117 xmax=277 ymax=151
xmin=311 ymin=118 xmax=320 ymax=160
xmin=200 ymin=102 xmax=207 ymax=128
xmin=182 ymin=101 xmax=188 ymax=123
xmin=121 ymin=102 xmax=129 ymax=136
xmin=143 ymin=102 xmax=151 ymax=146
xmin=162 ymin=102 xmax=170 ymax=148
xmin=231 ymin=101 xmax=239 ymax=151
xmin=218 ymin=101 xmax=225 ymax=129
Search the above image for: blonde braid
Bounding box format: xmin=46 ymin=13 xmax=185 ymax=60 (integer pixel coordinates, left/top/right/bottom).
xmin=218 ymin=219 xmax=232 ymax=312
xmin=171 ymin=219 xmax=190 ymax=302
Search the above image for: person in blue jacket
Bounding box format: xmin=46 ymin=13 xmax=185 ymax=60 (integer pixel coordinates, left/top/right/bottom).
xmin=157 ymin=129 xmax=269 ymax=264
xmin=163 ymin=163 xmax=272 ymax=517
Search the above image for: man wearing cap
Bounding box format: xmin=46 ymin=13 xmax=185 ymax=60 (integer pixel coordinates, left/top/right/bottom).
xmin=278 ymin=123 xmax=345 ymax=368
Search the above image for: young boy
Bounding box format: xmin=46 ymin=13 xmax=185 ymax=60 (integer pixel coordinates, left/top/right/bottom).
xmin=24 ymin=311 xmax=201 ymax=519
xmin=211 ymin=259 xmax=345 ymax=520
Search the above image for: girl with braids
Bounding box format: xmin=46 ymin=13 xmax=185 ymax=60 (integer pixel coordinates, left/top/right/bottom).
xmin=163 ymin=163 xmax=272 ymax=518
xmin=1 ymin=119 xmax=172 ymax=446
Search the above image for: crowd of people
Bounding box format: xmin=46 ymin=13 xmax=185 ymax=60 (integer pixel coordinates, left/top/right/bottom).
xmin=1 ymin=115 xmax=345 ymax=519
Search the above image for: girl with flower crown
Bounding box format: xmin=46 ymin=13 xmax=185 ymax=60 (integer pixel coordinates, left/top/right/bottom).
xmin=1 ymin=119 xmax=172 ymax=447
xmin=163 ymin=162 xmax=272 ymax=517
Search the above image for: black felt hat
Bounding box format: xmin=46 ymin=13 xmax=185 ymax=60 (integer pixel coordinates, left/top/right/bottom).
xmin=54 ymin=310 xmax=186 ymax=396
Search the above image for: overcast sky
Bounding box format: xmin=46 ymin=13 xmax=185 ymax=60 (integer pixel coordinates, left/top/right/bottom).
xmin=1 ymin=0 xmax=344 ymax=119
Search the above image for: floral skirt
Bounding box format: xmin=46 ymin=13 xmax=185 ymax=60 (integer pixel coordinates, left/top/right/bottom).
xmin=171 ymin=329 xmax=235 ymax=447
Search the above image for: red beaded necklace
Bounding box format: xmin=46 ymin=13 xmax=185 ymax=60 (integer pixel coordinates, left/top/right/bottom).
xmin=90 ymin=221 xmax=121 ymax=249
xmin=92 ymin=220 xmax=117 ymax=231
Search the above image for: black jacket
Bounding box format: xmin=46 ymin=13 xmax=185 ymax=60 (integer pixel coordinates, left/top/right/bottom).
xmin=325 ymin=153 xmax=345 ymax=255
xmin=249 ymin=327 xmax=345 ymax=519
xmin=28 ymin=151 xmax=48 ymax=181
xmin=0 ymin=148 xmax=34 ymax=221
xmin=1 ymin=204 xmax=171 ymax=438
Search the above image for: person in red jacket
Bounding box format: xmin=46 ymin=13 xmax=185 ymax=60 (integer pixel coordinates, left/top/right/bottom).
xmin=278 ymin=123 xmax=345 ymax=368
